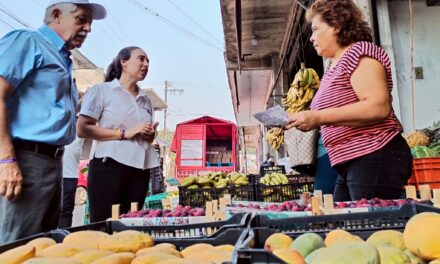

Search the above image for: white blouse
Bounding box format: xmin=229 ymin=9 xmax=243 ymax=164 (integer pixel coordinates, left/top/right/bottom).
xmin=80 ymin=79 xmax=159 ymax=170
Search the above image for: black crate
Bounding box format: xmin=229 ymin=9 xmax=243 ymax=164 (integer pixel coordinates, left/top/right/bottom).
xmin=235 ymin=227 xmax=403 ymax=264
xmin=179 ymin=184 xmax=256 ymax=208
xmin=66 ymin=212 xmax=250 ymax=242
xmin=255 ymin=175 xmax=314 ymax=203
xmin=0 ymin=230 xmax=68 ymax=254
xmin=253 ymin=203 xmax=439 ymax=234
xmin=0 ymin=213 xmax=250 ymax=255
xmin=259 ymin=165 xmax=285 ymax=176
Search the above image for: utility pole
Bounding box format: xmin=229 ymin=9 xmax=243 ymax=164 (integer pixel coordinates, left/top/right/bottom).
xmin=163 ymin=80 xmax=183 ymax=134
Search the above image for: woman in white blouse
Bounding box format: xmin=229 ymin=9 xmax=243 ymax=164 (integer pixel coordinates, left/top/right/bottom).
xmin=77 ymin=46 xmax=159 ymax=222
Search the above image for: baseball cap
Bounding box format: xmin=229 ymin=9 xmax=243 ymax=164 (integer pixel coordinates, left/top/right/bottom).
xmin=47 ymin=0 xmax=107 ymax=20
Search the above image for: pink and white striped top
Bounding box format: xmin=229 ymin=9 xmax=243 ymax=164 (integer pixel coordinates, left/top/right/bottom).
xmin=310 ymin=41 xmax=402 ymax=166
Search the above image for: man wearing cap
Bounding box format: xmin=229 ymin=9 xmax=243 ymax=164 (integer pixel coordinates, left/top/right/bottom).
xmin=0 ymin=0 xmax=106 ymax=244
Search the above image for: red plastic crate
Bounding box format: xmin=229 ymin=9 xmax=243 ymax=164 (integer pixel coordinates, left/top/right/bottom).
xmin=410 ymin=158 xmax=440 ymax=189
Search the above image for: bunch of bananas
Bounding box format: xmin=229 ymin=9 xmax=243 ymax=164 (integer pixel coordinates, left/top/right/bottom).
xmin=282 ymin=63 xmax=320 ymax=113
xmin=266 ymin=127 xmax=284 ymax=150
xmin=180 ymin=172 xmax=249 ymax=190
xmin=259 ymin=172 xmax=289 ymax=186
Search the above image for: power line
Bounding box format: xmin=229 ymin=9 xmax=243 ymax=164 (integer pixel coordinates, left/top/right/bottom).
xmin=0 ymin=15 xmax=14 ymax=29
xmin=102 ymin=18 xmax=127 ymax=46
xmin=0 ymin=3 xmax=33 ymax=28
xmin=128 ymin=0 xmax=223 ymax=52
xmin=107 ymin=9 xmax=135 ymax=44
xmin=166 ymin=0 xmax=224 ymax=46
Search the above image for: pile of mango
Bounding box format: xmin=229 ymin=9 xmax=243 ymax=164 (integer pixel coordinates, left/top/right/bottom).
xmin=0 ymin=230 xmax=234 ymax=264
xmin=259 ymin=211 xmax=440 ymax=263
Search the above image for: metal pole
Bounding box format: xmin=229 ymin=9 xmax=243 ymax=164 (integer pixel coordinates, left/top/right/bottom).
xmin=164 ymin=80 xmax=168 ymax=133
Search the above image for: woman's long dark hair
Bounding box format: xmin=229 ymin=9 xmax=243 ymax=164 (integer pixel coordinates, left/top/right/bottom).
xmin=105 ymin=46 xmax=141 ymax=82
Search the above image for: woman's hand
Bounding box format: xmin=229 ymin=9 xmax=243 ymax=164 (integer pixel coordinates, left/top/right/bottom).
xmin=284 ymin=110 xmax=321 ymax=131
xmin=126 ymin=123 xmax=153 ymax=140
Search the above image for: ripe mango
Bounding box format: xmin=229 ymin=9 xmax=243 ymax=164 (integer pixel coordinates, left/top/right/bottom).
xmin=90 ymin=252 xmax=135 ymax=264
xmin=0 ymin=244 xmax=35 ymax=264
xmin=136 ymin=246 xmax=181 ymax=257
xmin=324 ymin=229 xmax=363 ymax=247
xmin=98 ymin=230 xmax=154 ymax=253
xmin=23 ymin=258 xmax=81 ymax=264
xmin=264 ymin=233 xmax=294 ymax=252
xmin=26 ymin=237 xmax=56 ymax=253
xmin=309 ymin=242 xmax=380 ymax=264
xmin=367 ymin=230 xmax=405 ymax=250
xmin=36 ymin=243 xmax=80 ymax=258
xmin=132 ymin=253 xmax=179 ymax=264
xmin=404 ymin=249 xmax=427 ymax=264
xmin=71 ymin=249 xmax=113 ymax=264
xmin=64 ymin=231 xmax=110 ymax=250
xmin=290 ymin=232 xmax=325 ymax=258
xmin=404 ymin=212 xmax=440 ymax=260
xmin=272 ymin=248 xmax=305 ymax=264
xmin=377 ymin=246 xmax=411 ymax=264
xmin=180 ymin=243 xmax=213 ymax=258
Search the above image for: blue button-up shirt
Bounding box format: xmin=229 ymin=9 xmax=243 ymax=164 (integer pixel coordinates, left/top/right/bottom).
xmin=0 ymin=25 xmax=78 ymax=146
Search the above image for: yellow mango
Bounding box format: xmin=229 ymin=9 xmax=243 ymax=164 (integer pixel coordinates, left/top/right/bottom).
xmin=404 ymin=212 xmax=440 ymax=260
xmin=26 ymin=237 xmax=56 ymax=253
xmin=132 ymin=253 xmax=179 ymax=264
xmin=136 ymin=246 xmax=181 ymax=257
xmin=325 ymin=229 xmax=363 ymax=247
xmin=264 ymin=233 xmax=294 ymax=252
xmin=37 ymin=243 xmax=80 ymax=257
xmin=64 ymin=231 xmax=110 ymax=249
xmin=367 ymin=230 xmax=406 ymax=250
xmin=90 ymin=252 xmax=135 ymax=264
xmin=23 ymin=258 xmax=81 ymax=264
xmin=70 ymin=249 xmax=113 ymax=264
xmin=98 ymin=230 xmax=154 ymax=253
xmin=377 ymin=246 xmax=411 ymax=264
xmin=0 ymin=244 xmax=35 ymax=264
xmin=180 ymin=243 xmax=213 ymax=258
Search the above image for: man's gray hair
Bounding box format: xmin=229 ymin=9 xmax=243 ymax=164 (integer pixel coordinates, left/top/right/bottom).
xmin=44 ymin=3 xmax=78 ymax=24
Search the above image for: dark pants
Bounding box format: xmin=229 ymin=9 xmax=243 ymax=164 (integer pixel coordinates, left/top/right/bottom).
xmin=315 ymin=154 xmax=339 ymax=194
xmin=0 ymin=150 xmax=62 ymax=244
xmin=87 ymin=157 xmax=150 ymax=223
xmin=58 ymin=178 xmax=78 ymax=228
xmin=333 ymin=134 xmax=413 ymax=202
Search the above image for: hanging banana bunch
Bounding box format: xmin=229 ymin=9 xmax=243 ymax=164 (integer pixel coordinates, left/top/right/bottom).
xmin=282 ymin=63 xmax=320 ymax=113
xmin=266 ymin=127 xmax=284 ymax=150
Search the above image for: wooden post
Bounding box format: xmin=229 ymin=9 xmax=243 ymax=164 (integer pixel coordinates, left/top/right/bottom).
xmin=205 ymin=201 xmax=213 ymax=217
xmin=405 ymin=185 xmax=417 ymax=200
xmin=212 ymin=200 xmax=219 ymax=214
xmin=419 ymin=184 xmax=432 ymax=201
xmin=111 ymin=204 xmax=120 ymax=220
xmin=433 ymin=189 xmax=440 ymax=207
xmin=323 ymin=194 xmax=334 ymax=209
xmin=311 ymin=196 xmax=322 ymax=215
xmin=223 ymin=194 xmax=232 ymax=206
xmin=314 ymin=190 xmax=323 ymax=204
xmin=130 ymin=202 xmax=138 ymax=212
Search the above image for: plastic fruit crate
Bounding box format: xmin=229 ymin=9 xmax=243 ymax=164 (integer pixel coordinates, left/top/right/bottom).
xmin=179 ymin=184 xmax=256 ymax=208
xmin=410 ymin=157 xmax=440 ymax=189
xmin=236 ymin=203 xmax=440 ymax=264
xmin=144 ymin=192 xmax=168 ymax=209
xmin=255 ymin=174 xmax=314 ymax=202
xmin=0 ymin=230 xmax=67 ymax=254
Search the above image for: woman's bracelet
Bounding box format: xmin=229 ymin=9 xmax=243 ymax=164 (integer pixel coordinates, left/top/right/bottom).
xmin=118 ymin=128 xmax=126 ymax=140
xmin=0 ymin=157 xmax=17 ymax=164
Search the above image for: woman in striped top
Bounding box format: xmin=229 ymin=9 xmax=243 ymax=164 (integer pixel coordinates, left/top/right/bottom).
xmin=285 ymin=0 xmax=412 ymax=201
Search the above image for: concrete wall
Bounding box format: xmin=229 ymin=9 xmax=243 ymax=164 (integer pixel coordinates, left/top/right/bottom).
xmin=388 ymin=1 xmax=440 ymax=131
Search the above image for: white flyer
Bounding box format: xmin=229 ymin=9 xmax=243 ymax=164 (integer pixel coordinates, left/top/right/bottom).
xmin=253 ymin=105 xmax=289 ymax=127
